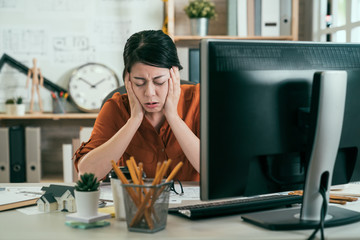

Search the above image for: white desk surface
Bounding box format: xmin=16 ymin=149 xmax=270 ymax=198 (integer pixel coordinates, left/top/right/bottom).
xmin=1 ymin=183 xmax=360 ymax=240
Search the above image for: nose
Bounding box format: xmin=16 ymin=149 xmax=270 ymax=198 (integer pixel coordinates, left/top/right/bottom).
xmin=145 ymin=82 xmax=156 ymax=96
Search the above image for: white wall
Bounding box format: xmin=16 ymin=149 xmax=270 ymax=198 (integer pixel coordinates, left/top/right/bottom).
xmin=0 ymin=0 xmax=163 ymax=112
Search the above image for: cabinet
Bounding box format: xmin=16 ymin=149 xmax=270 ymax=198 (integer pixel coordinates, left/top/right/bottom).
xmin=166 ymin=0 xmax=299 ymax=47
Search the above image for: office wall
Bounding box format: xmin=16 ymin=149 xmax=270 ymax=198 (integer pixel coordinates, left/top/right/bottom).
xmin=0 ymin=0 xmax=163 ymax=112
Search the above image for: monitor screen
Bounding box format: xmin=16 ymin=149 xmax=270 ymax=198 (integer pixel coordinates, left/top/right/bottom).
xmin=200 ymin=40 xmax=360 ymax=201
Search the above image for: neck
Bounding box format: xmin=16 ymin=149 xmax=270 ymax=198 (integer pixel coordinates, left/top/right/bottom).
xmin=145 ymin=112 xmax=165 ymax=132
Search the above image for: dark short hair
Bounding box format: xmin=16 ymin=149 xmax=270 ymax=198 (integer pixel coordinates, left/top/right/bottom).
xmin=123 ymin=30 xmax=183 ymax=79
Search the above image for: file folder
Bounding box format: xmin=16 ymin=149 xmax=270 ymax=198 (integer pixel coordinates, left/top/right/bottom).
xmin=261 ymin=0 xmax=280 ymax=36
xmin=25 ymin=127 xmax=41 ymax=182
xmin=0 ymin=128 xmax=10 ymax=183
xmin=280 ymin=0 xmax=292 ymax=36
xmin=9 ymin=126 xmax=26 ymax=183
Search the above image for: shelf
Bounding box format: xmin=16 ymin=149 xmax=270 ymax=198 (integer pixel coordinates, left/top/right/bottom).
xmin=174 ymin=35 xmax=295 ymax=47
xmin=167 ymin=0 xmax=299 ymax=47
xmin=0 ymin=113 xmax=98 ymax=120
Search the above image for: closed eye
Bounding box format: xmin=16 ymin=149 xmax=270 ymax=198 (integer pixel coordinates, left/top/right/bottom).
xmin=154 ymin=81 xmax=166 ymax=86
xmin=134 ymin=82 xmax=146 ymax=87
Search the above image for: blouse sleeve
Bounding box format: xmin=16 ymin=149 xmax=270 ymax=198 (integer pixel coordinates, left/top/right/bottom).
xmin=73 ymin=93 xmax=129 ymax=171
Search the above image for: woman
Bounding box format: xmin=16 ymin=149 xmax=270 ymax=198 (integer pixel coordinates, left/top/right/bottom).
xmin=74 ymin=30 xmax=200 ymax=181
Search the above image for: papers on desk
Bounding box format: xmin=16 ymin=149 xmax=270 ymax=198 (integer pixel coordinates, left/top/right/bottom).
xmin=99 ymin=183 xmax=201 ymax=204
xmin=169 ymin=186 xmax=200 ymax=204
xmin=331 ymin=183 xmax=360 ymax=197
xmin=0 ymin=187 xmax=43 ymax=211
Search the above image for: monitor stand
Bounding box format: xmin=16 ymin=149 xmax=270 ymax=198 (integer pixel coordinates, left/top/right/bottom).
xmin=242 ymin=71 xmax=360 ymax=230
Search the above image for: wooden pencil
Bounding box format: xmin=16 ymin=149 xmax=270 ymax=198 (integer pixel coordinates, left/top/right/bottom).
xmin=288 ymin=190 xmax=358 ymax=204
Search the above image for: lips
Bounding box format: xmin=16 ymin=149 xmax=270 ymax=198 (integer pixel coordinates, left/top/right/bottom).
xmin=144 ymin=102 xmax=159 ymax=108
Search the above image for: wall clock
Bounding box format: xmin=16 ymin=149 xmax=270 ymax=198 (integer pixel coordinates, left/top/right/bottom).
xmin=68 ymin=63 xmax=120 ymax=112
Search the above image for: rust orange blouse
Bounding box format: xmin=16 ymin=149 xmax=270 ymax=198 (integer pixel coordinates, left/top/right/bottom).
xmin=74 ymin=84 xmax=200 ymax=181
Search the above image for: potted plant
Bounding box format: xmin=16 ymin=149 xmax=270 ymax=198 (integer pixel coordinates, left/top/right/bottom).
xmin=184 ymin=0 xmax=217 ymax=36
xmin=5 ymin=97 xmax=25 ymax=116
xmin=74 ymin=172 xmax=100 ymax=217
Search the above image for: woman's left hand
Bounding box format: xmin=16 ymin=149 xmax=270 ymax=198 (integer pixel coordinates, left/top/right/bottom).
xmin=163 ymin=67 xmax=181 ymax=118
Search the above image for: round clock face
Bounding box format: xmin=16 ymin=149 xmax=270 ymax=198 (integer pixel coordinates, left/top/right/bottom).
xmin=69 ymin=63 xmax=119 ymax=112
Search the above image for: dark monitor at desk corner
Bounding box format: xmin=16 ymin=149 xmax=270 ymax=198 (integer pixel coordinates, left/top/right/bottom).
xmin=200 ymin=39 xmax=360 ymax=230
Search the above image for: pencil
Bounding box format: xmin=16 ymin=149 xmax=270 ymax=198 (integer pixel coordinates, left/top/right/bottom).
xmin=288 ymin=190 xmax=358 ymax=204
xmin=111 ymin=160 xmax=139 ymax=206
xmin=126 ymin=159 xmax=140 ymax=185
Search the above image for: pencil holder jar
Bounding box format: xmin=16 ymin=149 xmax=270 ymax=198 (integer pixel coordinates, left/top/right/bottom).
xmin=52 ymin=98 xmax=66 ymax=114
xmin=121 ymin=180 xmax=172 ymax=233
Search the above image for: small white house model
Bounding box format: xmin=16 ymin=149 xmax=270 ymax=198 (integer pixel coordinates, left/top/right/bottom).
xmin=37 ymin=184 xmax=76 ymax=213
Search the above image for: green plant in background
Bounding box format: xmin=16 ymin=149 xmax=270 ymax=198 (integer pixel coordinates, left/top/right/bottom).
xmin=16 ymin=97 xmax=23 ymax=104
xmin=184 ymin=0 xmax=217 ymax=19
xmin=5 ymin=98 xmax=15 ymax=104
xmin=5 ymin=97 xmax=23 ymax=104
xmin=75 ymin=173 xmax=100 ymax=192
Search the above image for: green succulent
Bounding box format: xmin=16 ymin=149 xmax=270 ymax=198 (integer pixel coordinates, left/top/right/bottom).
xmin=75 ymin=173 xmax=100 ymax=192
xmin=16 ymin=97 xmax=23 ymax=104
xmin=5 ymin=98 xmax=15 ymax=104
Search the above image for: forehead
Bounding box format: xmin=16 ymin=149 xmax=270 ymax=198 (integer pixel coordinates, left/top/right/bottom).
xmin=131 ymin=62 xmax=169 ymax=77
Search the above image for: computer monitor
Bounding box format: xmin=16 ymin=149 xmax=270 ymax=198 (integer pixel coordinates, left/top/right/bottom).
xmin=200 ymin=39 xmax=360 ymax=230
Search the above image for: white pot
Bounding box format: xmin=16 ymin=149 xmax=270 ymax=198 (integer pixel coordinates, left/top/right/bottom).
xmin=15 ymin=104 xmax=25 ymax=116
xmin=74 ymin=190 xmax=100 ymax=217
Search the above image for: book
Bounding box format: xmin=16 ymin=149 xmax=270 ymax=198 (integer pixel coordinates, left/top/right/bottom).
xmin=0 ymin=187 xmax=41 ymax=211
xmin=0 ymin=198 xmax=38 ymax=211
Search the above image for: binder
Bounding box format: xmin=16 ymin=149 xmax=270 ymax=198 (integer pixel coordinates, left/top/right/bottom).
xmin=280 ymin=0 xmax=292 ymax=36
xmin=189 ymin=48 xmax=200 ymax=83
xmin=254 ymin=0 xmax=262 ymax=36
xmin=63 ymin=144 xmax=73 ymax=183
xmin=237 ymin=0 xmax=248 ymax=37
xmin=9 ymin=126 xmax=26 ymax=183
xmin=0 ymin=128 xmax=10 ymax=183
xmin=261 ymin=0 xmax=280 ymax=36
xmin=227 ymin=0 xmax=238 ymax=35
xmin=176 ymin=47 xmax=189 ymax=83
xmin=25 ymin=127 xmax=41 ymax=182
xmin=247 ymin=0 xmax=255 ymax=36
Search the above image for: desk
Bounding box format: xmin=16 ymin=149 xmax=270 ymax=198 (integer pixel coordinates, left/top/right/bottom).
xmin=1 ymin=183 xmax=360 ymax=240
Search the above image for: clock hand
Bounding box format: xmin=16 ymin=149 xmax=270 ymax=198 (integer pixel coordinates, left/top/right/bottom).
xmin=79 ymin=78 xmax=95 ymax=88
xmin=93 ymin=78 xmax=106 ymax=87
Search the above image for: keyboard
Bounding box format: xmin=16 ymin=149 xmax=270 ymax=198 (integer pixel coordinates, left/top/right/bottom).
xmin=168 ymin=194 xmax=302 ymax=219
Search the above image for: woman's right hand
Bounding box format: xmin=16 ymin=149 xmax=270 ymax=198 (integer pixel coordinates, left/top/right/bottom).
xmin=124 ymin=71 xmax=144 ymax=121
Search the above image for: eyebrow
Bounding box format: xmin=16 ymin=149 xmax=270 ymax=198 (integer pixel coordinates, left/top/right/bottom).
xmin=133 ymin=75 xmax=167 ymax=81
